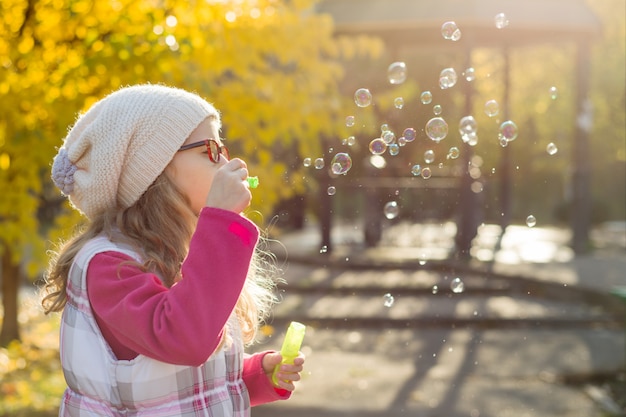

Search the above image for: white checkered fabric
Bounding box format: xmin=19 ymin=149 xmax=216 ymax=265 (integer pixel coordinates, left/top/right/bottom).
xmin=58 ymin=236 xmax=251 ymax=416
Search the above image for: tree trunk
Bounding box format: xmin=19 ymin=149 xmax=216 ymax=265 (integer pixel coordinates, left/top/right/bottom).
xmin=0 ymin=247 xmax=21 ymax=347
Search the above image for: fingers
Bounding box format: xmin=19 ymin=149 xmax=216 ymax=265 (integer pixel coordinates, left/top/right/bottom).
xmin=271 ymin=352 xmax=306 ymax=391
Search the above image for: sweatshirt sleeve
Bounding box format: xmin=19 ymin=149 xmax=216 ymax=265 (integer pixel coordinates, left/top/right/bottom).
xmin=87 ymin=207 xmax=259 ymax=366
xmin=242 ymin=351 xmax=291 ymax=406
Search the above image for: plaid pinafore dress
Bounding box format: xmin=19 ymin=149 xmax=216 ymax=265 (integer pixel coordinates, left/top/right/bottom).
xmin=59 ymin=236 xmax=251 ymax=416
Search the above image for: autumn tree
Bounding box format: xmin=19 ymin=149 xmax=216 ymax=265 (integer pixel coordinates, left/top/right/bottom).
xmin=0 ymin=0 xmax=380 ymax=345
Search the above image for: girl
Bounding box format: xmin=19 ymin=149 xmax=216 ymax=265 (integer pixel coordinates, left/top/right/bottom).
xmin=43 ymin=84 xmax=304 ymax=416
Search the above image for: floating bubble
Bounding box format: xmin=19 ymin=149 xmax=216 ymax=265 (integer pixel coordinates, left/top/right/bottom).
xmin=499 ymin=137 xmax=509 ymax=147
xmin=383 ymin=293 xmax=395 ymax=308
xmin=549 ymin=86 xmax=558 ymax=100
xmin=382 ymin=130 xmax=396 ymax=144
xmin=421 ymin=167 xmax=432 ymax=179
xmin=439 ymin=68 xmax=458 ymax=89
xmin=441 ymin=21 xmax=461 ymax=41
xmin=387 ymin=62 xmax=407 ymax=84
xmin=342 ymin=136 xmax=355 ymax=146
xmin=370 ymin=154 xmax=387 ymax=169
xmin=411 ymin=164 xmax=422 ymax=176
xmin=526 ymin=215 xmax=537 ymax=227
xmin=345 ymin=115 xmax=355 ymax=127
xmin=499 ymin=120 xmax=519 ymax=142
xmin=327 ymin=186 xmax=336 ymax=196
xmin=314 ymin=157 xmax=325 ymax=169
xmin=330 ymin=152 xmax=353 ymax=175
xmin=433 ymin=104 xmax=442 ymax=115
xmin=431 ymin=285 xmax=439 ymax=294
xmin=471 ymin=181 xmax=484 ymax=193
xmin=463 ymin=67 xmax=475 ymax=82
xmin=389 ymin=143 xmax=400 ymax=156
xmin=354 ymin=88 xmax=372 ymax=107
xmin=484 ymin=99 xmax=499 ymax=117
xmin=394 ymin=97 xmax=404 ymax=109
xmin=450 ymin=277 xmax=465 ymax=293
xmin=495 ymin=12 xmax=509 ymax=29
xmin=424 ymin=149 xmax=435 ymax=164
xmin=303 ymin=157 xmax=312 ymax=167
xmin=425 ymin=117 xmax=448 ymax=142
xmin=447 ymin=146 xmax=460 ymax=159
xmin=369 ymin=138 xmax=387 ymax=155
xmin=384 ymin=201 xmax=399 ymax=219
xmin=403 ymin=127 xmax=416 ymax=142
xmin=459 ymin=115 xmax=477 ymax=142
xmin=546 ymin=142 xmax=558 ymax=155
xmin=420 ymin=90 xmax=433 ymax=104
xmin=319 ymin=245 xmax=328 ymax=254
xmin=398 ymin=137 xmax=407 ymax=146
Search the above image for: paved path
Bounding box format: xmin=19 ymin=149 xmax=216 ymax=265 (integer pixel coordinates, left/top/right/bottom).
xmin=250 ymin=221 xmax=626 ymax=417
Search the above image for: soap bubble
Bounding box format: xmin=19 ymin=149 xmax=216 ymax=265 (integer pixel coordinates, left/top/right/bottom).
xmin=425 ymin=117 xmax=448 ymax=142
xmin=388 ymin=62 xmax=407 ymax=84
xmin=320 ymin=245 xmax=328 ymax=254
xmin=341 ymin=136 xmax=356 ymax=146
xmin=526 ymin=215 xmax=537 ymax=227
xmin=421 ymin=167 xmax=432 ymax=179
xmin=484 ymin=99 xmax=499 ymax=117
xmin=303 ymin=157 xmax=312 ymax=167
xmin=331 ymin=152 xmax=353 ymax=175
xmin=403 ymin=127 xmax=416 ymax=142
xmin=546 ymin=142 xmax=558 ymax=155
xmin=354 ymin=88 xmax=372 ymax=107
xmin=380 ymin=123 xmax=390 ymax=133
xmin=314 ymin=157 xmax=325 ymax=169
xmin=433 ymin=104 xmax=442 ymax=115
xmin=327 ymin=186 xmax=336 ymax=196
xmin=439 ymin=68 xmax=458 ymax=89
xmin=369 ymin=138 xmax=387 ymax=155
xmin=495 ymin=12 xmax=509 ymax=29
xmin=411 ymin=164 xmax=422 ymax=176
xmin=420 ymin=91 xmax=433 ymax=104
xmin=459 ymin=116 xmax=477 ymax=142
xmin=424 ymin=149 xmax=435 ymax=164
xmin=431 ymin=285 xmax=439 ymax=295
xmin=441 ymin=21 xmax=461 ymax=41
xmin=383 ymin=293 xmax=395 ymax=308
xmin=398 ymin=137 xmax=407 ymax=146
xmin=549 ymin=86 xmax=558 ymax=100
xmin=382 ymin=130 xmax=396 ymax=144
xmin=447 ymin=147 xmax=460 ymax=159
xmin=384 ymin=201 xmax=399 ymax=219
xmin=394 ymin=97 xmax=404 ymax=109
xmin=370 ymin=154 xmax=386 ymax=169
xmin=463 ymin=67 xmax=475 ymax=82
xmin=450 ymin=277 xmax=465 ymax=293
xmin=389 ymin=143 xmax=400 ymax=156
xmin=499 ymin=120 xmax=519 ymax=142
xmin=345 ymin=115 xmax=355 ymax=127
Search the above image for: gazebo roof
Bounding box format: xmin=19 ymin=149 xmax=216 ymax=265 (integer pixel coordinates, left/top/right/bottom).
xmin=316 ymin=0 xmax=602 ymax=48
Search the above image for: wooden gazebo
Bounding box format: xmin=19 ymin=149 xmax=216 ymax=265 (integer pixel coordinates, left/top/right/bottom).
xmin=316 ymin=0 xmax=602 ymax=256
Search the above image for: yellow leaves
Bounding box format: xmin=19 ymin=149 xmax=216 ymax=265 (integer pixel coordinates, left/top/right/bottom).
xmin=0 ymin=152 xmax=9 ymax=170
xmin=0 ymin=292 xmax=64 ymax=414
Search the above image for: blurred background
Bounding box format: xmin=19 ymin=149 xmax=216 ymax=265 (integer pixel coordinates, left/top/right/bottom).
xmin=0 ymin=0 xmax=624 ymax=415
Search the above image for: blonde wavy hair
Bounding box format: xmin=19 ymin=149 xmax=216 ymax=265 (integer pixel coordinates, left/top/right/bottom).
xmin=42 ymin=170 xmax=281 ymax=346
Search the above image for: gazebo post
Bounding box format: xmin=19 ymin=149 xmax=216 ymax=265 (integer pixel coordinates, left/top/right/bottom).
xmin=571 ymin=40 xmax=593 ymax=254
xmin=498 ymin=46 xmax=512 ymax=232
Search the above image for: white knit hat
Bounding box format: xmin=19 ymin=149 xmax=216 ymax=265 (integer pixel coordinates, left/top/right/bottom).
xmin=51 ymin=84 xmax=219 ymax=218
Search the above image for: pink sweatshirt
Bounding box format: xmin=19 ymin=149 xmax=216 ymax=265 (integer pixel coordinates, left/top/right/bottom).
xmin=86 ymin=207 xmax=288 ymax=406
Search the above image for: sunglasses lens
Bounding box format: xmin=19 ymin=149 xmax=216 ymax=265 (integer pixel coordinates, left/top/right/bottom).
xmin=208 ymin=141 xmax=220 ymax=162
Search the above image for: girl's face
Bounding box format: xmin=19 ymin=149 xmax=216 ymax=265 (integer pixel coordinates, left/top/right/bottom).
xmin=167 ymin=117 xmax=227 ymax=214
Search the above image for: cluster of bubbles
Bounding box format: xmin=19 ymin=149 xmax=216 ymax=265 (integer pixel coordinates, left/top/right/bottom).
xmin=300 ymin=12 xmax=558 ymax=258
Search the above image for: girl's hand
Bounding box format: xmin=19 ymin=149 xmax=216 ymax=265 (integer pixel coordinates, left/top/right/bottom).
xmin=262 ymin=351 xmax=306 ymax=392
xmin=204 ymin=158 xmax=252 ymax=213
